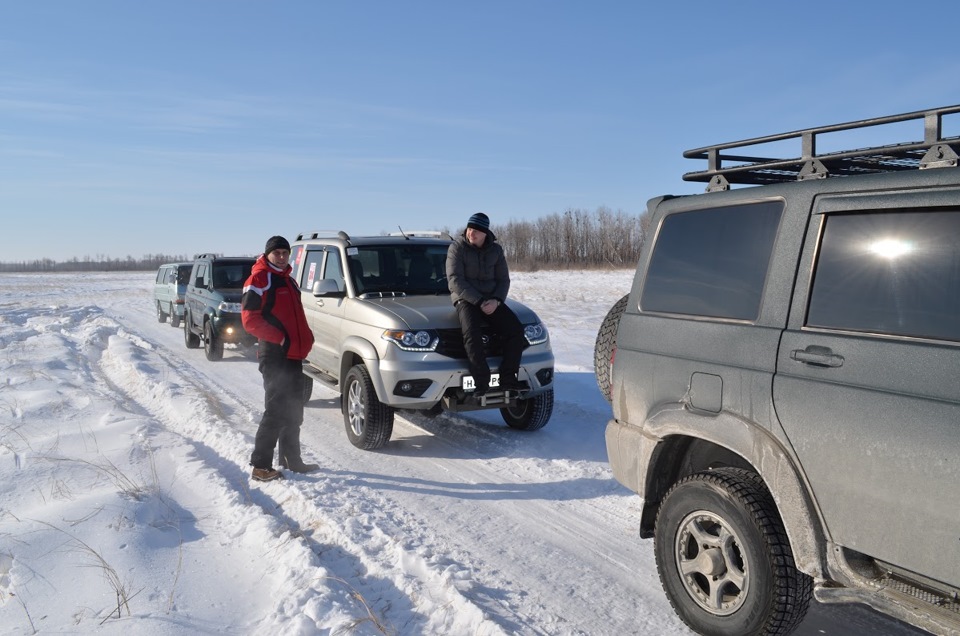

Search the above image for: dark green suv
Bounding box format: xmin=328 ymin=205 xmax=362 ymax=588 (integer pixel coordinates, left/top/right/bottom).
xmin=183 ymin=254 xmax=256 ymax=360
xmin=599 ymin=106 xmax=960 ymax=636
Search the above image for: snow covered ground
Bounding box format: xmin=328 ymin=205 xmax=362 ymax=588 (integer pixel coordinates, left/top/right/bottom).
xmin=0 ymin=271 xmax=928 ymax=635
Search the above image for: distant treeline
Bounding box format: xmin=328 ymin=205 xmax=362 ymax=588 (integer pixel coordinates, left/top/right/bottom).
xmin=0 ymin=254 xmax=195 ymax=274
xmin=1 ymin=207 xmax=650 ymax=273
xmin=492 ymin=206 xmax=649 ymax=270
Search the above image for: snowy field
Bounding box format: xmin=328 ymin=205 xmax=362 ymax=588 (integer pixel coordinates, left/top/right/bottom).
xmin=0 ymin=271 xmax=927 ymax=635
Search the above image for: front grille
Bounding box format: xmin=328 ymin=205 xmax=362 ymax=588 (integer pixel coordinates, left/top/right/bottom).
xmin=435 ymin=328 xmax=505 ymax=359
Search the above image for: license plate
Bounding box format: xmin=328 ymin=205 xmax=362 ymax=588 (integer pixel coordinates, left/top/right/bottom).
xmin=462 ymin=373 xmax=500 ymax=391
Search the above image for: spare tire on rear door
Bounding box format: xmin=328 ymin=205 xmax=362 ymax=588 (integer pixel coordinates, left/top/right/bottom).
xmin=594 ymin=294 xmax=629 ymax=402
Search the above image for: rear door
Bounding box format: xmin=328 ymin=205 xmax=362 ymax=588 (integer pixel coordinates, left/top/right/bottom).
xmin=775 ymin=190 xmax=960 ymax=587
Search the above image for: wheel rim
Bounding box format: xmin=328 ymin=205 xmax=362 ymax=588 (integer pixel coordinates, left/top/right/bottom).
xmin=347 ymin=378 xmax=365 ymax=437
xmin=674 ymin=510 xmax=748 ymax=616
xmin=505 ymin=399 xmax=529 ymax=419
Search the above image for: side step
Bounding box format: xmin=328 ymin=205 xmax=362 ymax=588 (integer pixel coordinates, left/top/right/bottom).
xmin=815 ymin=574 xmax=960 ymax=636
xmin=302 ymin=364 xmax=338 ymax=389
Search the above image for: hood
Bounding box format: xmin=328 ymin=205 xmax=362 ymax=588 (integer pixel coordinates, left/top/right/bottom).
xmin=348 ymin=296 xmax=541 ymax=330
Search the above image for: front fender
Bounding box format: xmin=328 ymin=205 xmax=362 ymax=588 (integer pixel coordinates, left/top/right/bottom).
xmin=339 ymin=336 xmax=386 ymax=399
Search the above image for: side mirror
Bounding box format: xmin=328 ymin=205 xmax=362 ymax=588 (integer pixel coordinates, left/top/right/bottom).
xmin=312 ymin=279 xmax=343 ymax=297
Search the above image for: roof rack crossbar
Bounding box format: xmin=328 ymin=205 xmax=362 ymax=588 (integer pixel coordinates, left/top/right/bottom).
xmin=684 ymin=105 xmax=960 ymax=187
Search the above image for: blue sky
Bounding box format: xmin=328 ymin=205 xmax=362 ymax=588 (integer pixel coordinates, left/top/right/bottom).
xmin=2 ymin=2 xmax=959 ymax=262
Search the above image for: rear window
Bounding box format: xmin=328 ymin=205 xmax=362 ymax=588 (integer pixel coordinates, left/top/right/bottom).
xmin=807 ymin=209 xmax=960 ymax=341
xmin=641 ymin=201 xmax=783 ymax=320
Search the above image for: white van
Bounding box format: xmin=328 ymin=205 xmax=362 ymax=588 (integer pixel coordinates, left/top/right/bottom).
xmin=153 ymin=262 xmax=193 ymax=328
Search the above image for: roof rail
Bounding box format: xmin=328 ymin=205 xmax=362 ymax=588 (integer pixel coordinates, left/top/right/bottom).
xmin=388 ymin=230 xmax=446 ymax=239
xmin=296 ymin=231 xmax=351 ymax=241
xmin=684 ymin=105 xmax=960 ymax=192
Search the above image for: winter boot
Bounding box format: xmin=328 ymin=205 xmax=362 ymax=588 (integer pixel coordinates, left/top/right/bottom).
xmin=280 ymin=456 xmax=320 ymax=474
xmin=278 ymin=425 xmax=319 ymax=473
xmin=252 ymin=467 xmax=283 ymax=482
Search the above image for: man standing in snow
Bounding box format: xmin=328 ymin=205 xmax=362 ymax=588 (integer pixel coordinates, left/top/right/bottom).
xmin=446 ymin=213 xmax=527 ymax=397
xmin=242 ymin=235 xmax=318 ymax=481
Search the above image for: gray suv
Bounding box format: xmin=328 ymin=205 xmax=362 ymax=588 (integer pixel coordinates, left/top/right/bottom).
xmin=290 ymin=230 xmax=555 ymax=450
xmin=599 ymin=106 xmax=960 ymax=636
xmin=183 ymin=254 xmax=257 ymax=361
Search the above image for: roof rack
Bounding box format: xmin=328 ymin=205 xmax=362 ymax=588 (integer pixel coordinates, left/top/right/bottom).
xmin=684 ymin=105 xmax=960 ymax=192
xmin=296 ymin=231 xmax=351 ymax=241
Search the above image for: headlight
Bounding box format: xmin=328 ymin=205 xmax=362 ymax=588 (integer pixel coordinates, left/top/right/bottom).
xmin=218 ymin=301 xmax=242 ymax=313
xmin=524 ymin=322 xmax=548 ymax=345
xmin=382 ymin=329 xmax=439 ymax=352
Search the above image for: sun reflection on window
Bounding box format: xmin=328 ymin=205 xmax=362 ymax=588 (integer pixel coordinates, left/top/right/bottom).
xmin=868 ymin=238 xmax=913 ymax=259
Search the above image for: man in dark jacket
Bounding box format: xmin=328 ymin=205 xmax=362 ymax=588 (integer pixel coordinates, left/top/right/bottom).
xmin=242 ymin=235 xmax=318 ymax=481
xmin=446 ymin=213 xmax=527 ymax=397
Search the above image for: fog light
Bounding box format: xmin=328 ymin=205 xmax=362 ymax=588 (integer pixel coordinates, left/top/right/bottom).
xmin=400 ymin=382 xmax=413 ymax=393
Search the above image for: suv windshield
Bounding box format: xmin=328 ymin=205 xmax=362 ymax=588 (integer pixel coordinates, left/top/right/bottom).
xmin=347 ymin=244 xmax=449 ymax=296
xmin=212 ymin=262 xmax=253 ymax=289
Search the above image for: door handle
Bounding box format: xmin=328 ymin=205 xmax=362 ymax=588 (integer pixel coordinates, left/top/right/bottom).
xmin=790 ymin=346 xmax=844 ymax=368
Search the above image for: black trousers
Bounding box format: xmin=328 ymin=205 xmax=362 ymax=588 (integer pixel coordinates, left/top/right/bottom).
xmin=455 ymin=301 xmax=527 ymax=390
xmin=250 ymin=356 xmax=305 ymax=469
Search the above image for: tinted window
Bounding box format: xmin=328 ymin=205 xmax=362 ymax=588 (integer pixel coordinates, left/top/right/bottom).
xmin=347 ymin=245 xmax=450 ymax=296
xmin=807 ymin=209 xmax=960 ymax=341
xmin=176 ymin=265 xmax=192 ymax=285
xmin=641 ymin=201 xmax=783 ymax=320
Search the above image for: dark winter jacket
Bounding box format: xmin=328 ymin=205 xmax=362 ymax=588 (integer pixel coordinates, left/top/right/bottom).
xmin=241 ymin=255 xmax=314 ymax=360
xmin=446 ymin=231 xmax=510 ymax=306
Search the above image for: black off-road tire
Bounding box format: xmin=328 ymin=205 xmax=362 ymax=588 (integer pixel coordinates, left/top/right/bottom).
xmin=500 ymin=388 xmax=553 ymax=431
xmin=594 ymin=294 xmax=629 ymax=402
xmin=342 ymin=365 xmax=394 ymax=450
xmin=170 ymin=312 xmax=181 ymax=329
xmin=654 ymin=467 xmax=812 ymax=636
xmin=157 ymin=302 xmax=168 ymax=323
xmin=203 ymin=320 xmax=224 ymax=361
xmin=184 ymin=313 xmax=200 ymax=349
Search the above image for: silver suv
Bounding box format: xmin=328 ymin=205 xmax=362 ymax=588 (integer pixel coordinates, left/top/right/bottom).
xmin=599 ymin=106 xmax=960 ymax=636
xmin=290 ymin=230 xmax=555 ymax=450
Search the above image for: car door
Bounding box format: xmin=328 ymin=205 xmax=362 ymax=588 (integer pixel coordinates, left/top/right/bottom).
xmin=299 ymin=247 xmax=346 ymax=376
xmin=187 ymin=263 xmax=209 ymax=330
xmin=775 ymin=190 xmax=960 ymax=588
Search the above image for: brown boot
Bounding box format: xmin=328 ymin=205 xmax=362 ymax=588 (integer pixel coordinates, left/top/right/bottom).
xmin=251 ymin=467 xmax=283 ymax=482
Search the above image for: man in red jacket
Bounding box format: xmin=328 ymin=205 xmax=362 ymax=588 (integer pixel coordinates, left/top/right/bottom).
xmin=242 ymin=235 xmax=318 ymax=481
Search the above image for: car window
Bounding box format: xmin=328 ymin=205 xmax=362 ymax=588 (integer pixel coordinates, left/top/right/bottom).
xmin=323 ymin=249 xmax=345 ymax=292
xmin=195 ymin=264 xmax=208 ymax=287
xmin=176 ymin=265 xmax=192 ymax=285
xmin=641 ymin=201 xmax=783 ymax=320
xmin=806 ymin=209 xmax=960 ymax=341
xmin=156 ymin=268 xmax=166 ymax=283
xmin=301 ymin=250 xmax=323 ymax=290
xmin=347 ymin=245 xmax=449 ymax=295
xmin=212 ymin=262 xmax=252 ymax=288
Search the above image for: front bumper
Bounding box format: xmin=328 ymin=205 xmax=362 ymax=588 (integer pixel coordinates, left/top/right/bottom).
xmin=372 ymin=345 xmax=555 ymax=411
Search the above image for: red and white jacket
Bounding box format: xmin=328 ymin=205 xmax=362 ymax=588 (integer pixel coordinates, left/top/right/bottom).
xmin=241 ymin=255 xmax=314 ymax=360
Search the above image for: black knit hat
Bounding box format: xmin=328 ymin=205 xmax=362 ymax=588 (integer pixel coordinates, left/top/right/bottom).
xmin=264 ymin=235 xmax=291 ymax=255
xmin=466 ymin=212 xmax=490 ymax=234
